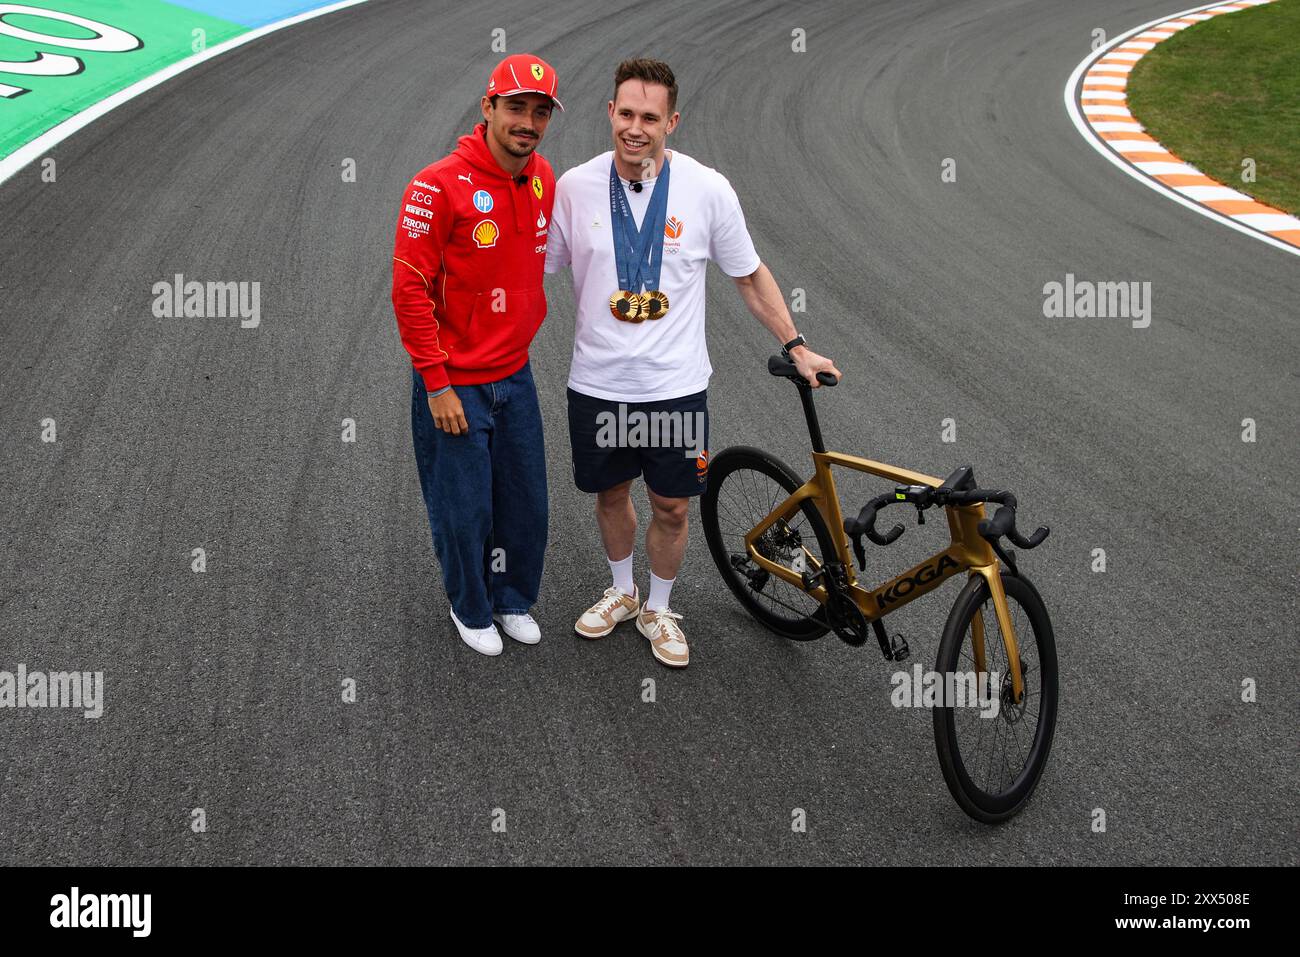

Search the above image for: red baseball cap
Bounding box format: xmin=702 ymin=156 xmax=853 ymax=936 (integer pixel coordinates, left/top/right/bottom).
xmin=486 ymin=53 xmax=563 ymax=111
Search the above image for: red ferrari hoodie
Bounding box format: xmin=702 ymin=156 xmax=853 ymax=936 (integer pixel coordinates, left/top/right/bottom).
xmin=392 ymin=123 xmax=556 ymax=391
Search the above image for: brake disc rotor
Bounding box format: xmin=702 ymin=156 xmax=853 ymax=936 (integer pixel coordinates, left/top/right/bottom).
xmin=1000 ymin=658 xmax=1029 ymax=724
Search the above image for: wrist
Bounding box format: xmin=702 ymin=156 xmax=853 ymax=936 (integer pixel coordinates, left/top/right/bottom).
xmin=782 ymin=332 xmax=807 ymax=355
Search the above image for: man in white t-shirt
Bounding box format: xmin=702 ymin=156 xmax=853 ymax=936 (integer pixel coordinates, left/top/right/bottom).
xmin=545 ymin=58 xmax=839 ymax=668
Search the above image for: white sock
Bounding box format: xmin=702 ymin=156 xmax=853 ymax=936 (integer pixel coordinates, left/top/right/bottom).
xmin=608 ymin=552 xmax=634 ymax=596
xmin=646 ymin=572 xmax=675 ymax=612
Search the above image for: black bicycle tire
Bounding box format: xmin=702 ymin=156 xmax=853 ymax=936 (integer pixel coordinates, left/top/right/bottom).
xmin=701 ymin=446 xmax=836 ymax=641
xmin=932 ymin=571 xmax=1059 ymax=823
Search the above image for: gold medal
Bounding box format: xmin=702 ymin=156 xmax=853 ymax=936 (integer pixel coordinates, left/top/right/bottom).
xmin=642 ymin=290 xmax=670 ymax=320
xmin=609 ymin=290 xmax=644 ymax=322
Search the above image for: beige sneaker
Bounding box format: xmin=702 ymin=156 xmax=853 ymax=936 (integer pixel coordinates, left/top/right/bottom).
xmin=636 ymin=606 xmax=689 ymax=668
xmin=575 ymin=585 xmax=641 ymax=639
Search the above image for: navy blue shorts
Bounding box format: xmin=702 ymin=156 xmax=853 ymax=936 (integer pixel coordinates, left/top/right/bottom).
xmin=567 ymin=388 xmax=711 ymax=498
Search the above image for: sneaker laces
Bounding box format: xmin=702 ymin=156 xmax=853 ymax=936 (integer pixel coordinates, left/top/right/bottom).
xmin=645 ymin=607 xmax=685 ymax=643
xmin=591 ymin=587 xmax=632 ymax=616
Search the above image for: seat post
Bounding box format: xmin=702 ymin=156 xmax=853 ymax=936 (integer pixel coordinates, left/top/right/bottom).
xmin=796 ymin=382 xmax=827 ymax=454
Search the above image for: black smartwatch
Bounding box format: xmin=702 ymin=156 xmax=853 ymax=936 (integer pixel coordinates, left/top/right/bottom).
xmin=782 ymin=334 xmax=806 ymax=355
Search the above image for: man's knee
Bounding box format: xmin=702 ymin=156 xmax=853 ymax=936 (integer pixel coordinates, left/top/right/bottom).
xmin=648 ymin=492 xmax=690 ymax=529
xmin=596 ymin=480 xmax=634 ymax=513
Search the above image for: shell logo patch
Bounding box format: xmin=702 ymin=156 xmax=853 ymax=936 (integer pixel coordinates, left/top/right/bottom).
xmin=473 ymin=219 xmax=499 ymax=248
xmin=532 ymin=175 xmax=544 ymax=200
xmin=665 ymin=216 xmax=684 ymax=239
xmin=695 ymin=449 xmax=710 ymax=482
xmin=530 ymin=63 xmax=545 ymax=81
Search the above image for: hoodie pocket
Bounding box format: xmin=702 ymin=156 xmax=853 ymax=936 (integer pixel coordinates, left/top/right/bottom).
xmin=466 ymin=286 xmax=546 ymax=368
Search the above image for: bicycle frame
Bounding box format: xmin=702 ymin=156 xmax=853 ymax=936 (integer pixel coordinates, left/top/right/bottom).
xmin=742 ymin=450 xmax=1026 ymax=701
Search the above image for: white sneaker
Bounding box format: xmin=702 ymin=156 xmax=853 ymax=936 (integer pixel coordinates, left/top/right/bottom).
xmin=494 ymin=612 xmax=541 ymax=645
xmin=450 ymin=608 xmax=503 ymax=656
xmin=636 ymin=606 xmax=689 ymax=668
xmin=575 ymin=585 xmax=641 ymax=639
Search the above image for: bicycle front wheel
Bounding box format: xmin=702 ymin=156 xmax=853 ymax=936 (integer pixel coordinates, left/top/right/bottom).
xmin=933 ymin=571 xmax=1059 ymax=823
xmin=701 ymin=446 xmax=835 ymax=640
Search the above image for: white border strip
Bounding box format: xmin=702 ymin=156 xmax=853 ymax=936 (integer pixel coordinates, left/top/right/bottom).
xmin=0 ymin=0 xmax=372 ymax=187
xmin=1064 ymin=0 xmax=1300 ymax=259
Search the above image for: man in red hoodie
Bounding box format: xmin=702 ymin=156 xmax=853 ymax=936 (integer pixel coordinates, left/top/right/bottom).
xmin=392 ymin=54 xmax=560 ymax=657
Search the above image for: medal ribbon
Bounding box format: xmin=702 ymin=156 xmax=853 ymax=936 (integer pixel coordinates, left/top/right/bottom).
xmin=609 ymin=156 xmax=670 ymax=294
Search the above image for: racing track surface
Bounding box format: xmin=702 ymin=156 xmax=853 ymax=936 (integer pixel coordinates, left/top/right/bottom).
xmin=0 ymin=0 xmax=1295 ymax=864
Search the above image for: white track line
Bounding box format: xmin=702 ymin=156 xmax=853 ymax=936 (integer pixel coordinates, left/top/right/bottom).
xmin=0 ymin=0 xmax=372 ymax=187
xmin=1064 ymin=0 xmax=1300 ymax=258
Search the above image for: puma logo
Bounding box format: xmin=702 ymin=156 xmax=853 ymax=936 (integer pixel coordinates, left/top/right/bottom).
xmin=458 ymin=173 xmax=473 ymax=185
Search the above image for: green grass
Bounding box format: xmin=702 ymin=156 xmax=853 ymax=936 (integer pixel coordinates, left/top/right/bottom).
xmin=1126 ymin=0 xmax=1300 ymax=215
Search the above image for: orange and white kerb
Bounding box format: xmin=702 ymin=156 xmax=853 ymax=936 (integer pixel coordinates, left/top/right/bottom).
xmin=1066 ymin=0 xmax=1299 ymax=257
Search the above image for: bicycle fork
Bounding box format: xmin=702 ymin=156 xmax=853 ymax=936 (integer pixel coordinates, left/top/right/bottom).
xmin=967 ymin=564 xmax=1025 ymax=705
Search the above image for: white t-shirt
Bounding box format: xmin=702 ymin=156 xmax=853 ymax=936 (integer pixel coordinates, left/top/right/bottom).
xmin=545 ymin=150 xmax=761 ymax=402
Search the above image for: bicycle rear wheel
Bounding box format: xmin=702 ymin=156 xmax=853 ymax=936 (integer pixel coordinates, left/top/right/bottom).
xmin=701 ymin=446 xmax=835 ymax=640
xmin=933 ymin=571 xmax=1058 ymax=823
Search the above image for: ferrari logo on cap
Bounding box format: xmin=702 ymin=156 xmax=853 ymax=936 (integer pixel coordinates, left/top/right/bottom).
xmin=532 ymin=175 xmax=543 ymax=200
xmin=531 ymin=63 xmax=544 ymax=81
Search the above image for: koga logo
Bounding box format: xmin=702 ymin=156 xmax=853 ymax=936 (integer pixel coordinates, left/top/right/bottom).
xmin=404 ymin=204 xmax=433 ymax=219
xmin=877 ymin=554 xmax=958 ymax=609
xmin=50 ymin=887 xmax=151 ymax=937
xmin=412 ymin=179 xmax=440 ymax=193
xmin=472 ymin=189 xmax=494 ymax=213
xmin=473 ymin=219 xmax=499 ymax=248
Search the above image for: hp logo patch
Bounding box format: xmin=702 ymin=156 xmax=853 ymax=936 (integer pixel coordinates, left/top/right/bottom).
xmin=472 ymin=190 xmax=494 ymax=213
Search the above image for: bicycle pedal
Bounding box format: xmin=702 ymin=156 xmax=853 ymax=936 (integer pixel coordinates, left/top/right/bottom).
xmin=889 ymin=633 xmax=910 ymax=661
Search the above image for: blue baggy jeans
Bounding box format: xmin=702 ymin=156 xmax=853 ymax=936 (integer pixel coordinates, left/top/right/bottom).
xmin=411 ymin=362 xmax=548 ymax=628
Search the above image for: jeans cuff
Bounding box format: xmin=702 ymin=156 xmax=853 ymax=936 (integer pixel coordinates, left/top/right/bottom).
xmin=493 ymin=607 xmax=531 ymax=615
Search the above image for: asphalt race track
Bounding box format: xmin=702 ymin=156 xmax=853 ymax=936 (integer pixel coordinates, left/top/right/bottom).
xmin=1 ymin=0 xmax=1295 ymax=865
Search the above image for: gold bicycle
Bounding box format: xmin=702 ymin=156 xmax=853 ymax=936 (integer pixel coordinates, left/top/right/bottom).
xmin=701 ymin=356 xmax=1059 ymax=823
